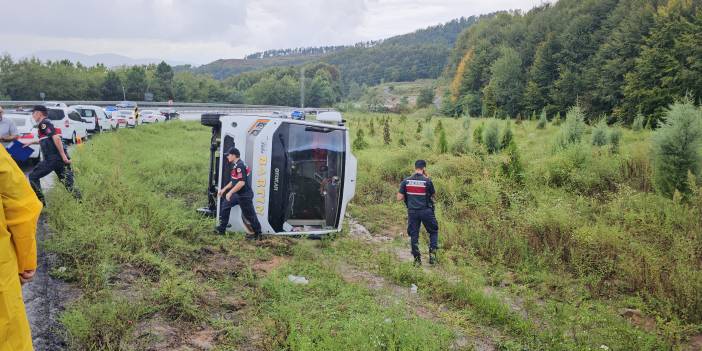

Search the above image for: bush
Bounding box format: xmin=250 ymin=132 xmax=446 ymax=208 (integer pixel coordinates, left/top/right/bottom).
xmin=416 ymin=121 xmax=422 ymax=134
xmin=553 ymin=111 xmax=562 ymax=126
xmin=592 ymin=119 xmax=609 ymax=147
xmin=473 ymin=123 xmax=485 ymax=145
xmin=632 ymin=113 xmax=644 ymax=131
xmin=537 ymin=109 xmax=548 ymax=129
xmin=554 ymin=106 xmax=586 ymax=150
xmin=417 ymin=86 xmax=435 ymax=108
xmin=483 ymin=119 xmax=501 ymax=154
xmin=423 ymin=120 xmax=435 ymax=147
xmin=609 ymin=127 xmax=622 ymax=154
xmin=383 ymin=118 xmax=391 ymax=145
xmin=501 ymin=121 xmax=513 ymax=149
xmin=500 ymin=140 xmax=524 ymax=183
xmin=353 ymin=128 xmax=369 ymax=150
xmin=438 ymin=128 xmax=448 ymax=154
xmin=652 ymin=99 xmax=702 ymax=198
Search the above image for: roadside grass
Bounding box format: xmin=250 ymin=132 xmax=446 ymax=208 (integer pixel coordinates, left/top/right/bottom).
xmin=343 ymin=112 xmax=702 ymax=349
xmin=45 ymin=122 xmax=467 ymax=350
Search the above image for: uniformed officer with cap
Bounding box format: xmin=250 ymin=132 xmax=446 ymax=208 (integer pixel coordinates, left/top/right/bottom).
xmin=216 ymin=147 xmax=262 ymax=240
xmin=397 ymin=159 xmax=439 ymax=266
xmin=21 ymin=105 xmax=81 ymax=204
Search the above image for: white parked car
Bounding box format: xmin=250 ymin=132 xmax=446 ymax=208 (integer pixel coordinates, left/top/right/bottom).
xmin=72 ymin=105 xmax=112 ymax=132
xmin=5 ymin=112 xmax=40 ymax=162
xmin=43 ymin=101 xmax=68 ymax=108
xmin=140 ymin=110 xmax=166 ymax=123
xmin=113 ymin=110 xmax=138 ymax=128
xmin=47 ymin=107 xmax=88 ymax=143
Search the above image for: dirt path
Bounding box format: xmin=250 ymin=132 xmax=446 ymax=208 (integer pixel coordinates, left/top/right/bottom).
xmin=22 ymin=217 xmax=75 ymax=351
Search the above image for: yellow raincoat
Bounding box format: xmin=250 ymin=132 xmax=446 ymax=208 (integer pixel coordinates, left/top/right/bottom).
xmin=0 ymin=147 xmax=42 ymax=351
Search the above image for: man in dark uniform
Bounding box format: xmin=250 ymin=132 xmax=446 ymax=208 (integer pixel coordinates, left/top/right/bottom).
xmin=216 ymin=147 xmax=262 ymax=240
xmin=397 ymin=160 xmax=439 ymax=266
xmin=21 ymin=105 xmax=81 ymax=204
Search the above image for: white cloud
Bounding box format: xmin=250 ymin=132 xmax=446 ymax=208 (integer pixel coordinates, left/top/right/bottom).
xmin=0 ymin=0 xmax=550 ymax=64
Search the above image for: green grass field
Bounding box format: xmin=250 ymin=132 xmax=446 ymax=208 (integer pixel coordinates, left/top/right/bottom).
xmin=45 ymin=114 xmax=701 ymax=350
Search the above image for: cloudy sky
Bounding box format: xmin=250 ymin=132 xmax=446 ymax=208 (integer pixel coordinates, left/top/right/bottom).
xmin=0 ymin=0 xmax=548 ymax=65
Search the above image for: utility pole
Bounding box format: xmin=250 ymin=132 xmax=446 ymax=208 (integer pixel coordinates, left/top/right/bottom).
xmin=121 ymin=85 xmax=126 ymax=101
xmin=300 ymin=67 xmax=305 ymax=109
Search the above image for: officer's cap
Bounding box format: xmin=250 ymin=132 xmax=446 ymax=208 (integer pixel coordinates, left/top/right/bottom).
xmin=415 ymin=160 xmax=427 ymax=169
xmin=227 ymin=147 xmax=240 ymax=157
xmin=31 ymin=105 xmax=48 ymax=114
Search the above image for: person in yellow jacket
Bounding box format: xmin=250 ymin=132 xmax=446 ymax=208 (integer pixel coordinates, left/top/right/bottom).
xmin=0 ymin=146 xmax=42 ymax=350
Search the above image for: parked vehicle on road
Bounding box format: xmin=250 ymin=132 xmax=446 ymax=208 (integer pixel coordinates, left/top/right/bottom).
xmin=116 ymin=101 xmax=137 ymax=109
xmin=114 ymin=109 xmax=138 ymax=128
xmin=72 ymin=105 xmax=112 ymax=132
xmin=47 ymin=107 xmax=88 ymax=143
xmin=140 ymin=110 xmax=166 ymax=123
xmin=43 ymin=101 xmax=68 ymax=108
xmin=5 ymin=112 xmax=40 ymax=163
xmin=291 ymin=110 xmax=306 ymax=120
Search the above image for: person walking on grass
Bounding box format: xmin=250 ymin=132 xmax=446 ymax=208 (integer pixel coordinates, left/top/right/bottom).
xmin=0 ymin=146 xmax=43 ymax=351
xmin=21 ymin=105 xmax=81 ymax=204
xmin=397 ymin=160 xmax=439 ymax=266
xmin=215 ymin=147 xmax=263 ymax=240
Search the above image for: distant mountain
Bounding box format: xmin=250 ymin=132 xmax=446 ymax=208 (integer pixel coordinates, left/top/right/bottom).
xmin=193 ymin=16 xmax=487 ymax=82
xmin=25 ymin=50 xmax=187 ymax=68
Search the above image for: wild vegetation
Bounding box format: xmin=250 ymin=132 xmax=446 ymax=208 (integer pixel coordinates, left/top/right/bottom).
xmin=45 ymin=97 xmax=702 ymax=349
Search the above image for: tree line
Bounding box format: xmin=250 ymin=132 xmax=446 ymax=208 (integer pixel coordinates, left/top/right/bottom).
xmin=0 ymin=56 xmax=342 ymax=107
xmin=443 ymin=0 xmax=702 ymax=124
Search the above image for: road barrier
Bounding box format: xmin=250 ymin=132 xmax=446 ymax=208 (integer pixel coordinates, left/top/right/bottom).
xmin=0 ymin=101 xmax=334 ymax=114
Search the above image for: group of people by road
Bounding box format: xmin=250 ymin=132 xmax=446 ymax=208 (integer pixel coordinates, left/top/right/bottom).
xmin=1 ymin=105 xmax=442 ymax=350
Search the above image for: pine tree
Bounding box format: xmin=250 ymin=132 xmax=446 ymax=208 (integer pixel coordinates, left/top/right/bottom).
xmin=609 ymin=127 xmax=622 ymax=154
xmin=501 ymin=121 xmax=513 ymax=150
xmin=537 ymin=109 xmax=548 ymax=129
xmin=369 ymin=118 xmax=376 ymax=136
xmin=452 ymin=116 xmax=471 ymax=155
xmin=383 ymin=118 xmax=392 ymax=145
xmin=483 ymin=119 xmax=501 ymax=154
xmin=632 ymin=113 xmax=644 ymax=131
xmin=398 ymin=131 xmax=407 ymax=147
xmin=353 ymin=128 xmax=369 ymax=150
xmin=438 ymin=128 xmax=448 ymax=154
xmin=501 ymin=140 xmax=524 ymax=183
xmin=423 ymin=121 xmax=434 ymax=147
xmin=592 ymin=119 xmax=609 ymax=147
xmin=473 ymin=123 xmax=485 ymax=145
xmin=416 ymin=121 xmax=423 ymax=134
xmin=555 ymin=106 xmax=587 ymax=150
xmin=652 ymin=99 xmax=702 ymax=198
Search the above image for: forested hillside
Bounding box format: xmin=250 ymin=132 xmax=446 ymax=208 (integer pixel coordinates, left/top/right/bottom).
xmin=444 ymin=0 xmax=702 ymax=124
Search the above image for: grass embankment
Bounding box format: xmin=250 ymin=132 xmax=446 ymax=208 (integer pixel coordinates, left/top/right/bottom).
xmin=46 ymin=122 xmax=456 ymax=350
xmin=342 ymin=110 xmax=702 ymax=350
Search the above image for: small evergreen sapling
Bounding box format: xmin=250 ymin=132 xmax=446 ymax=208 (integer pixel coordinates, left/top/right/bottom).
xmin=592 ymin=119 xmax=609 ymax=147
xmin=353 ymin=127 xmax=368 ymax=150
xmin=537 ymin=109 xmax=547 ymax=129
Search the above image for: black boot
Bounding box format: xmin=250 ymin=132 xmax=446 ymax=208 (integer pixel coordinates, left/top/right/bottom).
xmin=429 ymin=250 xmax=437 ymax=265
xmin=413 ymin=256 xmax=422 ymax=267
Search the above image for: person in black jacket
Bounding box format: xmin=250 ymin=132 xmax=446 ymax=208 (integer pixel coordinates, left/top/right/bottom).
xmin=216 ymin=147 xmax=262 ymax=240
xmin=397 ymin=160 xmax=439 ymax=266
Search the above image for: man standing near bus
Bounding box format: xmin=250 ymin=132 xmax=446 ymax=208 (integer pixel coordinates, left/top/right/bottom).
xmin=216 ymin=147 xmax=263 ymax=240
xmin=21 ymin=105 xmax=80 ymax=204
xmin=397 ymin=160 xmax=439 ymax=266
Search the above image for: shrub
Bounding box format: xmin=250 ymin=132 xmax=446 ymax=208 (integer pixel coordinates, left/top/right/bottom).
xmin=591 ymin=119 xmax=609 ymax=147
xmin=632 ymin=113 xmax=644 ymax=131
xmin=483 ymin=119 xmax=501 ymax=154
xmin=537 ymin=109 xmax=548 ymax=129
xmin=554 ymin=106 xmax=586 ymax=150
xmin=652 ymin=99 xmax=702 ymax=198
xmin=368 ymin=118 xmax=375 ymax=136
xmin=438 ymin=128 xmax=448 ymax=154
xmin=500 ymin=140 xmax=524 ymax=183
xmin=423 ymin=120 xmax=435 ymax=147
xmin=501 ymin=121 xmax=513 ymax=149
xmin=473 ymin=123 xmax=485 ymax=145
xmin=383 ymin=118 xmax=391 ymax=145
xmin=609 ymin=127 xmax=622 ymax=154
xmin=553 ymin=111 xmax=562 ymax=126
xmin=353 ymin=128 xmax=368 ymax=150
xmin=416 ymin=121 xmax=422 ymax=134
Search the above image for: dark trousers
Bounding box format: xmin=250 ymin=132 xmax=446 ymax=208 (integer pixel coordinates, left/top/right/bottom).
xmin=218 ymin=194 xmax=262 ymax=235
xmin=407 ymin=208 xmax=439 ymax=258
xmin=28 ymin=159 xmax=80 ymax=203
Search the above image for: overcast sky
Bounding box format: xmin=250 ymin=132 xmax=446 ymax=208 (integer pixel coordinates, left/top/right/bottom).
xmin=0 ymin=0 xmax=549 ymax=65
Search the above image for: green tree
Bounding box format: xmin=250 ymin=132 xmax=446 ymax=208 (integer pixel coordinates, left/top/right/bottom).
xmin=152 ymin=61 xmax=174 ymax=101
xmin=501 ymin=121 xmax=513 ymax=150
xmin=101 ymin=71 xmax=123 ymax=100
xmin=125 ymin=66 xmax=147 ymax=101
xmin=383 ymin=118 xmax=392 ymax=145
xmin=483 ymin=119 xmax=501 ymax=154
xmin=417 ymin=87 xmax=435 ymax=108
xmin=485 ymin=47 xmax=524 ymax=118
xmin=652 ymin=99 xmax=702 ymax=198
xmin=438 ymin=128 xmax=448 ymax=154
xmin=353 ymin=128 xmax=369 ymax=150
xmin=555 ymin=106 xmax=587 ymax=150
xmin=592 ymin=119 xmax=609 ymax=146
xmin=537 ymin=109 xmax=548 ymax=129
xmin=500 ymin=140 xmax=524 ymax=183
